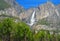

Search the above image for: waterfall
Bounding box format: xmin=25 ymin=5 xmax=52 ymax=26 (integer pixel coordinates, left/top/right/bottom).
xmin=28 ymin=11 xmax=36 ymax=26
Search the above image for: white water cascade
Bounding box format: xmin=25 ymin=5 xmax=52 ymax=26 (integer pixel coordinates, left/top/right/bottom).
xmin=28 ymin=11 xmax=36 ymax=26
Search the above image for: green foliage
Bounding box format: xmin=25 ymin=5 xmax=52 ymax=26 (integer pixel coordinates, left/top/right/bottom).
xmin=0 ymin=18 xmax=60 ymax=41
xmin=0 ymin=0 xmax=10 ymax=10
xmin=33 ymin=30 xmax=60 ymax=41
xmin=33 ymin=30 xmax=45 ymax=41
xmin=0 ymin=18 xmax=15 ymax=41
xmin=0 ymin=18 xmax=33 ymax=41
xmin=13 ymin=21 xmax=33 ymax=41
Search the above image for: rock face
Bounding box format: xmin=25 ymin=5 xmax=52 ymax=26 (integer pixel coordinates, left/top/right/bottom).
xmin=0 ymin=0 xmax=22 ymax=18
xmin=4 ymin=0 xmax=24 ymax=14
xmin=0 ymin=0 xmax=24 ymax=18
xmin=20 ymin=2 xmax=60 ymax=21
xmin=0 ymin=7 xmax=17 ymax=17
xmin=34 ymin=2 xmax=60 ymax=31
xmin=19 ymin=2 xmax=58 ymax=20
xmin=19 ymin=2 xmax=60 ymax=31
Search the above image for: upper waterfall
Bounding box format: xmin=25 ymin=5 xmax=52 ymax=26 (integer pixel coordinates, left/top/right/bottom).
xmin=27 ymin=10 xmax=36 ymax=26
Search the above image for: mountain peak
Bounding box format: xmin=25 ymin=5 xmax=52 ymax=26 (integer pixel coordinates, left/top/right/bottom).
xmin=46 ymin=1 xmax=53 ymax=5
xmin=4 ymin=0 xmax=24 ymax=14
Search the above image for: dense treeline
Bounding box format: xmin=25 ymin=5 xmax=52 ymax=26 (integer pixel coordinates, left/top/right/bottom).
xmin=0 ymin=18 xmax=60 ymax=41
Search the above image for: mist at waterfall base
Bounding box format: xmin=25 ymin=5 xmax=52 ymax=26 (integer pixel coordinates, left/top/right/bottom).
xmin=27 ymin=11 xmax=36 ymax=26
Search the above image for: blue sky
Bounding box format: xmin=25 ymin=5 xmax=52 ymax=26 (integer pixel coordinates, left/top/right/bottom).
xmin=16 ymin=0 xmax=60 ymax=9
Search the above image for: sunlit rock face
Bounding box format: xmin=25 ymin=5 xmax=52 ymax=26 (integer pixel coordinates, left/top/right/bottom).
xmin=36 ymin=2 xmax=60 ymax=20
xmin=19 ymin=2 xmax=60 ymax=31
xmin=0 ymin=0 xmax=24 ymax=18
xmin=4 ymin=0 xmax=24 ymax=14
xmin=34 ymin=2 xmax=60 ymax=31
xmin=56 ymin=5 xmax=60 ymax=15
xmin=19 ymin=2 xmax=60 ymax=24
xmin=0 ymin=7 xmax=18 ymax=18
